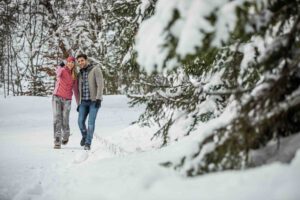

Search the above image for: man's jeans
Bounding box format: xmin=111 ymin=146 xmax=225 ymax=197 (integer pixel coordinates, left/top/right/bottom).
xmin=78 ymin=100 xmax=100 ymax=145
xmin=52 ymin=95 xmax=71 ymax=143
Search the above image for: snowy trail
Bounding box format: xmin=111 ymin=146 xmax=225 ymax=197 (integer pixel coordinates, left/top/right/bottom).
xmin=1 ymin=95 xmax=300 ymax=200
xmin=0 ymin=95 xmax=143 ymax=200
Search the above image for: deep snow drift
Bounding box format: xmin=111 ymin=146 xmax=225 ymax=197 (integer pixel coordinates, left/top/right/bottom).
xmin=0 ymin=95 xmax=299 ymax=200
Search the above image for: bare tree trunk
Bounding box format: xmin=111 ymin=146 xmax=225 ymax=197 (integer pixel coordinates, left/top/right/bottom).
xmin=6 ymin=37 xmax=10 ymax=96
xmin=1 ymin=40 xmax=5 ymax=98
xmin=14 ymin=56 xmax=22 ymax=96
xmin=8 ymin=39 xmax=15 ymax=96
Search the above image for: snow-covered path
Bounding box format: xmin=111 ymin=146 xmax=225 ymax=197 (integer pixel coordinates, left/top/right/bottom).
xmin=0 ymin=95 xmax=145 ymax=200
xmin=1 ymin=95 xmax=300 ymax=200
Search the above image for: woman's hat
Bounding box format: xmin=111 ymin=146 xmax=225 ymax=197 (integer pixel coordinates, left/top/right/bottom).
xmin=66 ymin=56 xmax=76 ymax=62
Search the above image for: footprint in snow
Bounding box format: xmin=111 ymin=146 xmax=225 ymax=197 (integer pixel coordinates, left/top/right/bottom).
xmin=73 ymin=151 xmax=89 ymax=164
xmin=13 ymin=182 xmax=43 ymax=200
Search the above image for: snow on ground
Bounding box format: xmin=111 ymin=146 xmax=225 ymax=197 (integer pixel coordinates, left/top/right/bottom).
xmin=0 ymin=95 xmax=300 ymax=200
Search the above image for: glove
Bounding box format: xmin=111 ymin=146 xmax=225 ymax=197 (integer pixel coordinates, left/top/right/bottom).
xmin=59 ymin=62 xmax=65 ymax=67
xmin=76 ymin=105 xmax=80 ymax=112
xmin=95 ymin=99 xmax=101 ymax=108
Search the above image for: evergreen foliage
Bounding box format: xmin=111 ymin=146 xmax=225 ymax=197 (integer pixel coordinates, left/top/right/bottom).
xmin=131 ymin=0 xmax=300 ymax=175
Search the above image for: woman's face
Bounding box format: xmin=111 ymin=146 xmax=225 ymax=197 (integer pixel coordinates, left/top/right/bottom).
xmin=66 ymin=61 xmax=75 ymax=70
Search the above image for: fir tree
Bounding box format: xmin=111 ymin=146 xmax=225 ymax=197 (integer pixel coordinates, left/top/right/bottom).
xmin=133 ymin=0 xmax=300 ymax=175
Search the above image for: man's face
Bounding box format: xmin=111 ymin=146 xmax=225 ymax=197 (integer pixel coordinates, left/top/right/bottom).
xmin=77 ymin=57 xmax=88 ymax=68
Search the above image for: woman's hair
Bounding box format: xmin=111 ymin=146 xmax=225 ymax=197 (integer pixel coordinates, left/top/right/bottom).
xmin=71 ymin=67 xmax=78 ymax=80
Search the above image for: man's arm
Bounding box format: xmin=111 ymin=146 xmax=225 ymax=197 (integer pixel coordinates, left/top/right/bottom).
xmin=95 ymin=66 xmax=104 ymax=101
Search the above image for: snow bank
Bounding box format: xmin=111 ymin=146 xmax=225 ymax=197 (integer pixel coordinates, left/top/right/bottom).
xmin=1 ymin=96 xmax=299 ymax=200
xmin=250 ymin=133 xmax=300 ymax=166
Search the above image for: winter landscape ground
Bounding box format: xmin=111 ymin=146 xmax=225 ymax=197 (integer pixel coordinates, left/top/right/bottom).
xmin=0 ymin=95 xmax=300 ymax=200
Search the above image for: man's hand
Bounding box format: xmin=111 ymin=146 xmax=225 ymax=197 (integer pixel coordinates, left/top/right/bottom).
xmin=95 ymin=99 xmax=101 ymax=108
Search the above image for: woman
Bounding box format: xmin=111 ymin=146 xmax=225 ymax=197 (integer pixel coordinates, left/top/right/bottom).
xmin=52 ymin=56 xmax=79 ymax=149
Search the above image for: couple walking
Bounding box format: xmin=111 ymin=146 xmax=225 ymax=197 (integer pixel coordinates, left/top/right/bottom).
xmin=52 ymin=54 xmax=104 ymax=150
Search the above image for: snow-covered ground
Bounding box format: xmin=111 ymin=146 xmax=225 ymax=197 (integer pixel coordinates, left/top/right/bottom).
xmin=0 ymin=95 xmax=299 ymax=200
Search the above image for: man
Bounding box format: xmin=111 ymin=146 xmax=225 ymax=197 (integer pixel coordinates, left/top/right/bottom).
xmin=76 ymin=54 xmax=104 ymax=150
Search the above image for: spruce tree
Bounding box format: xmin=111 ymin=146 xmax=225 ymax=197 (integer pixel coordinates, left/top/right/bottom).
xmin=133 ymin=0 xmax=300 ymax=175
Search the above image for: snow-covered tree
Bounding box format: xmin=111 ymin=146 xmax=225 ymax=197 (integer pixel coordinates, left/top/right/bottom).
xmin=1 ymin=0 xmax=156 ymax=96
xmin=0 ymin=0 xmax=19 ymax=96
xmin=0 ymin=0 xmax=52 ymax=96
xmin=133 ymin=0 xmax=300 ymax=175
xmin=41 ymin=0 xmax=156 ymax=94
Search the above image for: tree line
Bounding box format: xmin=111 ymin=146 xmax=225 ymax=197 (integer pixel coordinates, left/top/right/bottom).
xmin=0 ymin=0 xmax=156 ymax=96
